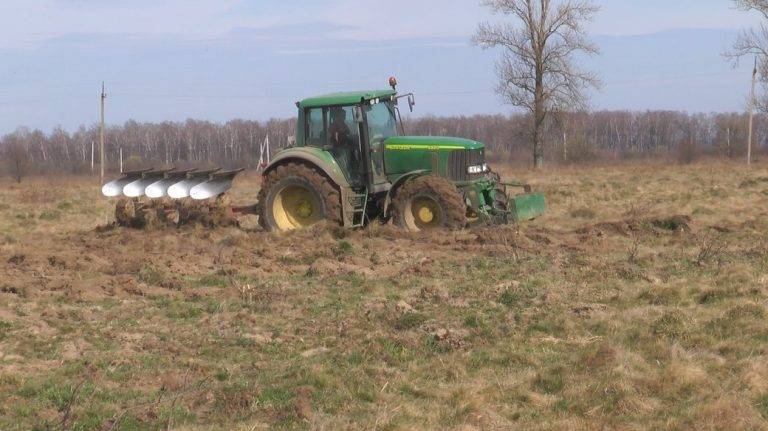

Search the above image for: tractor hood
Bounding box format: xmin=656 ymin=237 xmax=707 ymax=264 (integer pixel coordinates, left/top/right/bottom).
xmin=384 ymin=136 xmax=484 ymax=151
xmin=382 ymin=136 xmax=486 ymax=182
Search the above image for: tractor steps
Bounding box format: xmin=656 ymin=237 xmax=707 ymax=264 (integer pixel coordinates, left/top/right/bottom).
xmin=349 ymin=189 xmax=369 ymax=228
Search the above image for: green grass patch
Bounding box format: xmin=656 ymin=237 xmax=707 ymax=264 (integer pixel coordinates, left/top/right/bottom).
xmin=56 ymin=200 xmax=74 ymax=211
xmin=569 ymin=207 xmax=596 ymax=219
xmin=193 ymin=274 xmax=231 ymax=288
xmin=392 ymin=312 xmax=426 ymax=330
xmin=0 ymin=320 xmax=13 ymax=340
xmin=533 ymin=368 xmax=565 ymax=394
xmin=756 ymin=393 xmax=768 ymax=420
xmin=38 ymin=210 xmax=61 ymax=221
xmin=138 ymin=265 xmax=166 ymax=286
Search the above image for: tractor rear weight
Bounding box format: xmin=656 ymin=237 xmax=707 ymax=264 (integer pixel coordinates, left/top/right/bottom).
xmin=102 ymin=78 xmax=547 ymax=231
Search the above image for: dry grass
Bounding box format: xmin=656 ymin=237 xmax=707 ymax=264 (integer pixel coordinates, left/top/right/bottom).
xmin=0 ymin=160 xmax=767 ymax=430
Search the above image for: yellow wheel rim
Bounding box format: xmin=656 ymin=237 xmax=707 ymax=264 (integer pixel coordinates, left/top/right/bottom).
xmin=404 ymin=197 xmax=443 ymax=231
xmin=417 ymin=206 xmax=434 ymax=223
xmin=272 ymin=185 xmax=321 ymax=231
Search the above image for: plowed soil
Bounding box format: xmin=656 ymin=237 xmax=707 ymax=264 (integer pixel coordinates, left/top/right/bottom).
xmin=1 ymin=162 xmax=768 ymax=430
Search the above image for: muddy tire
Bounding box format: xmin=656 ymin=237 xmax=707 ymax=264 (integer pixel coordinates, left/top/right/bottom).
xmin=393 ymin=175 xmax=467 ymax=232
xmin=257 ymin=163 xmax=342 ymax=232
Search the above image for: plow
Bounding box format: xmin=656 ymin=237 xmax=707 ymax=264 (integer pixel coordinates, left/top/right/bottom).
xmin=102 ymin=78 xmax=547 ymax=231
xmin=103 ymin=168 xmax=244 ymax=229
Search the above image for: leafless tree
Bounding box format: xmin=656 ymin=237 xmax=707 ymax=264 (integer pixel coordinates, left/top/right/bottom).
xmin=4 ymin=137 xmax=29 ymax=183
xmin=727 ymin=0 xmax=768 ymax=110
xmin=473 ymin=0 xmax=601 ymax=168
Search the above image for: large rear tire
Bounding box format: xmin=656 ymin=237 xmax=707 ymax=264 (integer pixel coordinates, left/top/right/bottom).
xmin=393 ymin=176 xmax=467 ymax=232
xmin=257 ymin=163 xmax=342 ymax=232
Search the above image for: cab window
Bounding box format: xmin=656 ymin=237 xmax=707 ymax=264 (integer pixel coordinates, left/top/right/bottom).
xmin=306 ymin=108 xmax=326 ymax=148
xmin=304 ymin=105 xmax=364 ymax=185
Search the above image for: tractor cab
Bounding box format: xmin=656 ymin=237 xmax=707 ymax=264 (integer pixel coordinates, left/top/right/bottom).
xmin=295 ymin=87 xmax=405 ymax=192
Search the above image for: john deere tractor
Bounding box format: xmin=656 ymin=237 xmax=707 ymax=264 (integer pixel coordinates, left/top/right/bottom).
xmin=256 ymin=78 xmax=545 ymax=232
xmin=102 ymin=78 xmax=545 ymax=231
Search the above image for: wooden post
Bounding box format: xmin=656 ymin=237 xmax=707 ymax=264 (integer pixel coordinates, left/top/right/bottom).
xmin=748 ymin=57 xmax=758 ymax=166
xmin=100 ymin=82 xmax=107 ymax=181
xmin=91 ymin=140 xmax=95 ymax=173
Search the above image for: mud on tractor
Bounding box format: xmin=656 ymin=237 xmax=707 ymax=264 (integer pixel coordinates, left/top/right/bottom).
xmin=103 ymin=78 xmax=546 ymax=231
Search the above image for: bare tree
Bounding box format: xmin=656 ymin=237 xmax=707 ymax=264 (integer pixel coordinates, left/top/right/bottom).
xmin=473 ymin=0 xmax=601 ymax=168
xmin=4 ymin=138 xmax=29 ymax=183
xmin=727 ymin=0 xmax=768 ymax=110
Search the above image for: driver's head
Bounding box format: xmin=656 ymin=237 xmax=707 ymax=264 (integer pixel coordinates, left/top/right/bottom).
xmin=331 ymin=107 xmax=346 ymax=123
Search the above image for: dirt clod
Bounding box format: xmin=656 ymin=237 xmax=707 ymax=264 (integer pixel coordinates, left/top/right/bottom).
xmin=396 ymin=300 xmax=414 ymax=313
xmin=577 ymin=215 xmax=692 ymax=237
xmin=115 ymin=196 xmax=238 ymax=230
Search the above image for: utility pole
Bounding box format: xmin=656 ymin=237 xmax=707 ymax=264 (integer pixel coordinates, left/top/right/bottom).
xmin=747 ymin=57 xmax=758 ymax=166
xmin=562 ymin=130 xmax=568 ymax=163
xmin=91 ymin=140 xmax=95 ymax=173
xmin=100 ymin=82 xmax=107 ymax=181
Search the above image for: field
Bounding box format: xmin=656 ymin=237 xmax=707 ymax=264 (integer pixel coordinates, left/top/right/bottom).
xmin=1 ymin=161 xmax=768 ymax=430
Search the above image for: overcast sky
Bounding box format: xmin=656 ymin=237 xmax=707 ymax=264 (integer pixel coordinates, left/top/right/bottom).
xmin=0 ymin=0 xmax=763 ymax=133
xmin=0 ymin=0 xmax=759 ymax=44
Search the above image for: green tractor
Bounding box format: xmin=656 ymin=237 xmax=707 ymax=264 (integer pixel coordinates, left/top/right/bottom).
xmin=256 ymin=78 xmax=546 ymax=232
xmin=102 ymin=78 xmax=546 ymax=231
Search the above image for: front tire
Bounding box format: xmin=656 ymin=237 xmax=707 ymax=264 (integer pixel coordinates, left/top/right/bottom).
xmin=393 ymin=176 xmax=467 ymax=232
xmin=257 ymin=163 xmax=342 ymax=232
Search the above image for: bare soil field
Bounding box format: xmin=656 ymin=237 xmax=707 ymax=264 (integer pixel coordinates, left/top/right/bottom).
xmin=1 ymin=161 xmax=768 ymax=430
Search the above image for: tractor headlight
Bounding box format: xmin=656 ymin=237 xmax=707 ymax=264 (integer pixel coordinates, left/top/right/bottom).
xmin=467 ymin=164 xmax=488 ymax=174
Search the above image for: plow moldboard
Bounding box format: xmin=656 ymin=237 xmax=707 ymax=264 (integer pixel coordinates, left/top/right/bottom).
xmin=190 ymin=179 xmax=235 ymax=200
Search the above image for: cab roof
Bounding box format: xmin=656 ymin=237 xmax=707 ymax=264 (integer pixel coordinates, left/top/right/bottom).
xmin=298 ymin=89 xmax=397 ymax=109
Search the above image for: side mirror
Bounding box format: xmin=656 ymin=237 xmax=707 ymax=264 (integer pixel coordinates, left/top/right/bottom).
xmin=408 ymin=94 xmax=415 ymax=112
xmin=353 ymin=106 xmax=364 ymax=123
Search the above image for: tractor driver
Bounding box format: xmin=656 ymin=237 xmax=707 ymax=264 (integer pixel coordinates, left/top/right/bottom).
xmin=328 ymin=107 xmax=359 ymax=180
xmin=329 ymin=107 xmax=351 ymax=149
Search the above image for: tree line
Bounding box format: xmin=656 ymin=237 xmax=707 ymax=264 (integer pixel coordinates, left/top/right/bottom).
xmin=1 ymin=110 xmax=762 ymax=181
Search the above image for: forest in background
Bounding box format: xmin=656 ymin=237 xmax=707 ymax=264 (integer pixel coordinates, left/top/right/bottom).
xmin=0 ymin=110 xmax=764 ymax=179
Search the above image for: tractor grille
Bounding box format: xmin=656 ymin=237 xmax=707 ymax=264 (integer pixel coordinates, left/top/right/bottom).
xmin=447 ymin=149 xmax=485 ymax=182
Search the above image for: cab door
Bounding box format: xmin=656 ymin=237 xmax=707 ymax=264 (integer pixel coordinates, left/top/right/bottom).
xmin=305 ymin=106 xmax=363 ymax=185
xmin=364 ymin=102 xmax=398 ymax=186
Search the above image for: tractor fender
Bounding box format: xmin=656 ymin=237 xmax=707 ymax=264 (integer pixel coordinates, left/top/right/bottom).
xmin=265 ymin=147 xmax=351 ymax=189
xmin=264 ymin=147 xmax=357 ymax=226
xmin=382 ymin=170 xmax=429 ymax=216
